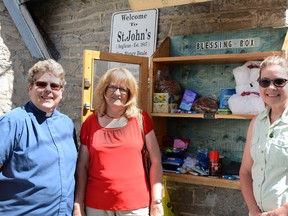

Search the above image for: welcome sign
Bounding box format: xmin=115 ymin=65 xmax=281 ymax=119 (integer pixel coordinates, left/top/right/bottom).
xmin=109 ymin=9 xmax=158 ymax=57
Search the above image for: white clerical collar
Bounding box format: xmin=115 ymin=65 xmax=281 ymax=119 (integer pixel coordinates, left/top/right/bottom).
xmin=46 ymin=112 xmax=52 ymax=117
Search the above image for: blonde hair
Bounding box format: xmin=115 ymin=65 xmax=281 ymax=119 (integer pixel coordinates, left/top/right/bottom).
xmin=259 ymin=55 xmax=288 ymax=78
xmin=94 ymin=67 xmax=140 ymax=118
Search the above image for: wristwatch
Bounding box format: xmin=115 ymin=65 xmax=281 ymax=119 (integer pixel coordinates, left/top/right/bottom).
xmin=154 ymin=199 xmax=162 ymax=204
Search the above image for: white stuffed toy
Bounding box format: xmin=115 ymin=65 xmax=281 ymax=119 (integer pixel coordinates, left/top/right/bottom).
xmin=228 ymin=61 xmax=265 ymax=115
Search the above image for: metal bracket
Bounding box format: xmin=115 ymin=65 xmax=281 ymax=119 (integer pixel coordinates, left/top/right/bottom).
xmin=83 ymin=103 xmax=91 ymax=110
xmin=84 ymin=78 xmax=91 ymax=89
xmin=203 ymin=113 xmax=215 ymax=119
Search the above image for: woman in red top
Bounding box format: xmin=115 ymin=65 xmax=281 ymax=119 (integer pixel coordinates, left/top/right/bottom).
xmin=74 ymin=68 xmax=163 ymax=216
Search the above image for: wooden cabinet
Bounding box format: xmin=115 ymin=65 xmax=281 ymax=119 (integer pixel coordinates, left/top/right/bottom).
xmin=149 ymin=32 xmax=288 ymax=189
xmin=81 ymin=28 xmax=288 ymax=190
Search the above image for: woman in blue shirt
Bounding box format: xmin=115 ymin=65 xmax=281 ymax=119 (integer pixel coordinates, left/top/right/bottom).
xmin=0 ymin=59 xmax=78 ymax=215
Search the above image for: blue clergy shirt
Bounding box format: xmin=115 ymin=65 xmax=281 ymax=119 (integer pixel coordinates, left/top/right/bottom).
xmin=0 ymin=101 xmax=78 ymax=215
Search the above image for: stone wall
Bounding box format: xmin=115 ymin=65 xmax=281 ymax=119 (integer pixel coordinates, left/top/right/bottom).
xmin=0 ymin=0 xmax=287 ymax=215
xmin=0 ymin=2 xmax=37 ymax=114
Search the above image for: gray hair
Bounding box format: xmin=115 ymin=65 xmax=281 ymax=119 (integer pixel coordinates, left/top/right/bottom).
xmin=28 ymin=59 xmax=66 ymax=86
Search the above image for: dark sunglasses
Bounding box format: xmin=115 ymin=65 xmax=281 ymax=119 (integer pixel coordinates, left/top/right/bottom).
xmin=258 ymin=78 xmax=288 ymax=88
xmin=107 ymin=84 xmax=129 ymax=94
xmin=34 ymin=81 xmax=62 ymax=91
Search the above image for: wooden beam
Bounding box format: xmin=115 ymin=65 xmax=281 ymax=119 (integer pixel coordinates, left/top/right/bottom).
xmin=3 ymin=0 xmax=52 ymax=59
xmin=128 ymin=0 xmax=212 ymax=11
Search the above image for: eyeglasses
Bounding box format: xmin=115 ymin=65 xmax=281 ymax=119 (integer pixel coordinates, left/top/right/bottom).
xmin=34 ymin=81 xmax=62 ymax=91
xmin=258 ymin=78 xmax=288 ymax=88
xmin=107 ymin=84 xmax=129 ymax=94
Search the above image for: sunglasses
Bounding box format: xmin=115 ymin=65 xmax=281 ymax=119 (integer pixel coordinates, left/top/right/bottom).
xmin=107 ymin=84 xmax=129 ymax=94
xmin=258 ymin=78 xmax=288 ymax=88
xmin=34 ymin=81 xmax=62 ymax=91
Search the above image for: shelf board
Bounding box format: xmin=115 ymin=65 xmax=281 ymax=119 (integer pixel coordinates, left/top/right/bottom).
xmin=164 ymin=172 xmax=240 ymax=190
xmin=153 ymin=51 xmax=282 ymax=64
xmin=151 ymin=112 xmax=254 ymax=119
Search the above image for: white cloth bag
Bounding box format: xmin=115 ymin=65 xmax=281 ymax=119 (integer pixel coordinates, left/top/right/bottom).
xmin=228 ymin=61 xmax=265 ymax=114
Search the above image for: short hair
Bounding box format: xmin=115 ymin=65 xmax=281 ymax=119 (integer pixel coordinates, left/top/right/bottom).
xmin=28 ymin=59 xmax=66 ymax=87
xmin=94 ymin=67 xmax=139 ymax=118
xmin=259 ymin=55 xmax=288 ymax=77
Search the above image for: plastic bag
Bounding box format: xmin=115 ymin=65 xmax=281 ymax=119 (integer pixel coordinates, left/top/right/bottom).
xmin=162 ymin=176 xmax=174 ymax=216
xmin=233 ymin=62 xmax=261 ymax=94
xmin=228 ymin=61 xmax=265 ymax=114
xmin=228 ymin=93 xmax=265 ymax=115
xmin=155 ymin=70 xmax=181 ymax=95
xmin=192 ymin=97 xmax=218 ymax=113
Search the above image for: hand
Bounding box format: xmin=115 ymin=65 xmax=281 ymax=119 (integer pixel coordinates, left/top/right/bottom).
xmin=150 ymin=203 xmax=164 ymax=216
xmin=262 ymin=212 xmax=277 ymax=216
xmin=73 ymin=203 xmax=86 ymax=216
xmin=261 ymin=206 xmax=288 ymax=216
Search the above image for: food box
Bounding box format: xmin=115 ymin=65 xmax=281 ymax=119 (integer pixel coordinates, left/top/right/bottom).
xmin=219 ymin=88 xmax=236 ymax=109
xmin=162 ymin=157 xmax=184 ymax=173
xmin=153 ymin=93 xmax=180 ymax=113
xmin=153 ymin=93 xmax=180 ymax=104
xmin=217 ymin=108 xmax=232 ymax=115
xmin=179 ymin=89 xmax=198 ymax=111
xmin=153 ymin=103 xmax=178 ymax=113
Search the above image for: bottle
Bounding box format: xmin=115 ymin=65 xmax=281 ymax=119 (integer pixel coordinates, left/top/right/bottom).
xmin=209 ymin=150 xmax=220 ymax=177
xmin=154 ymin=70 xmax=161 ymax=93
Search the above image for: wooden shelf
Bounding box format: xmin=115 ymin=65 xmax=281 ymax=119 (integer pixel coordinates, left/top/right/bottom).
xmin=153 ymin=51 xmax=282 ymax=65
xmin=164 ymin=172 xmax=241 ymax=190
xmin=151 ymin=32 xmax=288 ymax=191
xmin=151 ymin=112 xmax=254 ymax=120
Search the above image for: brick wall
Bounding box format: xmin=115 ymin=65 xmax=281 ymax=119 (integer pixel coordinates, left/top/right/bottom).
xmin=0 ymin=0 xmax=287 ymax=215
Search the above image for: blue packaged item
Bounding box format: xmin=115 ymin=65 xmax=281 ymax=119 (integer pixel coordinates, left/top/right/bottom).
xmin=197 ymin=148 xmax=209 ymax=170
xmin=162 ymin=157 xmax=184 ymax=172
xmin=222 ymin=175 xmax=237 ymax=180
xmin=219 ymin=88 xmax=236 ymax=109
xmin=179 ymin=89 xmax=198 ymax=111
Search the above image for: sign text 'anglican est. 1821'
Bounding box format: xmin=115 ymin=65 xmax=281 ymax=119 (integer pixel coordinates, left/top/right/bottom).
xmin=109 ymin=9 xmax=158 ymax=57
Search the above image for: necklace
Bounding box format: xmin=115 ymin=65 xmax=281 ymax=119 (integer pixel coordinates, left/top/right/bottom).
xmin=105 ymin=112 xmax=125 ymax=119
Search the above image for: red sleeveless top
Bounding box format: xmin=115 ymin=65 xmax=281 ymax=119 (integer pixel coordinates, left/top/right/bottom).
xmin=80 ymin=111 xmax=153 ymax=210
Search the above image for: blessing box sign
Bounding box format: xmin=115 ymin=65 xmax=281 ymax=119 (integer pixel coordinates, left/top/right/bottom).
xmin=109 ymin=9 xmax=158 ymax=57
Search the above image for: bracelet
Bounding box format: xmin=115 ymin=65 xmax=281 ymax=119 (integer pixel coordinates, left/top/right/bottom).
xmin=267 ymin=211 xmax=277 ymax=216
xmin=154 ymin=199 xmax=162 ymax=204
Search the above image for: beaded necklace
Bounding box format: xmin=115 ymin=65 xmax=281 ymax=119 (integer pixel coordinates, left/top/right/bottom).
xmin=105 ymin=112 xmax=125 ymax=119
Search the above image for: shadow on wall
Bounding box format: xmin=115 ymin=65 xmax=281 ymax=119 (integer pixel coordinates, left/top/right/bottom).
xmin=0 ymin=0 xmax=51 ymax=116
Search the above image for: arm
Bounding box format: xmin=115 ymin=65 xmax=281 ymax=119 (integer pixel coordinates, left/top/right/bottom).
xmin=73 ymin=145 xmax=89 ymax=216
xmin=145 ymin=130 xmax=164 ymax=216
xmin=239 ymin=118 xmax=262 ymax=216
xmin=0 ymin=115 xmax=16 ymax=172
xmin=240 ymin=119 xmax=288 ymax=216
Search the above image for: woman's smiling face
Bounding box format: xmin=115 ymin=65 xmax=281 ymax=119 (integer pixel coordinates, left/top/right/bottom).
xmin=28 ymin=72 xmax=63 ymax=113
xmin=105 ymin=80 xmax=129 ymax=109
xmin=259 ymin=64 xmax=288 ymax=108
